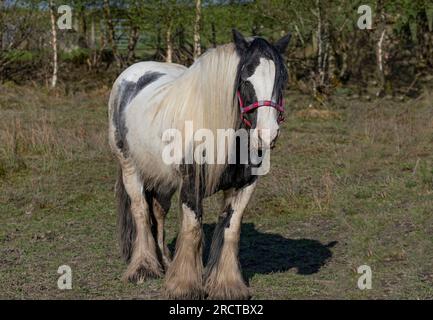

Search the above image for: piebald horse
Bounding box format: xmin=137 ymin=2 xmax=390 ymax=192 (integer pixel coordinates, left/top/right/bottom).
xmin=108 ymin=30 xmax=290 ymax=299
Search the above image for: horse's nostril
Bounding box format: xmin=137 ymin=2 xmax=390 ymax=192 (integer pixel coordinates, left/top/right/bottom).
xmin=269 ymin=130 xmax=279 ymax=149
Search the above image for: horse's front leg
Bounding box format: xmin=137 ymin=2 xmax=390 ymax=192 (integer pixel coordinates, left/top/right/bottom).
xmin=205 ymin=181 xmax=257 ymax=300
xmin=164 ymin=178 xmax=204 ymax=299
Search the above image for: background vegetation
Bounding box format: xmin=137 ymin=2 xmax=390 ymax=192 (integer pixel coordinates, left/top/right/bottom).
xmin=1 ymin=0 xmax=433 ymax=96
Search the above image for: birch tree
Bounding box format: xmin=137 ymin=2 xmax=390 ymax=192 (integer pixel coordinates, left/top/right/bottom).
xmin=165 ymin=19 xmax=173 ymax=63
xmin=193 ymin=0 xmax=202 ymax=60
xmin=49 ymin=0 xmax=58 ymax=87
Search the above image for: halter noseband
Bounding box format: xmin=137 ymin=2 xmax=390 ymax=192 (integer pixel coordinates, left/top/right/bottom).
xmin=236 ymin=90 xmax=285 ymax=128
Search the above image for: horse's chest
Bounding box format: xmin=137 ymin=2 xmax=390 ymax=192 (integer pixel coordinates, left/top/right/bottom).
xmin=217 ymin=165 xmax=258 ymax=191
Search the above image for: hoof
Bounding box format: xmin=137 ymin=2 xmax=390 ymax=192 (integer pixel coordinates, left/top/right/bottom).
xmin=123 ymin=259 xmax=163 ymax=284
xmin=205 ymin=280 xmax=250 ymax=300
xmin=164 ymin=279 xmax=204 ymax=300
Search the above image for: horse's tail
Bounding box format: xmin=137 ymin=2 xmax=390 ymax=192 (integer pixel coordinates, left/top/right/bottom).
xmin=116 ymin=166 xmax=136 ymax=263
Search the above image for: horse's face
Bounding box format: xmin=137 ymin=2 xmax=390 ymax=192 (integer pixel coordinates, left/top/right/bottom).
xmin=233 ymin=30 xmax=291 ymax=149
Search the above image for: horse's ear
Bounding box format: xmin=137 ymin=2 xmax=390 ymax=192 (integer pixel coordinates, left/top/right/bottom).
xmin=274 ymin=33 xmax=291 ymax=54
xmin=232 ymin=29 xmax=249 ymax=55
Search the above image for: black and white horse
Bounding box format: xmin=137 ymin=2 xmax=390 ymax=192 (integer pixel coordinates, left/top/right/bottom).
xmin=108 ymin=30 xmax=290 ymax=299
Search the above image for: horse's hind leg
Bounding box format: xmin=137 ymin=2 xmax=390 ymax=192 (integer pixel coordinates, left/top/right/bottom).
xmin=204 ymin=181 xmax=257 ymax=300
xmin=117 ymin=160 xmax=163 ymax=283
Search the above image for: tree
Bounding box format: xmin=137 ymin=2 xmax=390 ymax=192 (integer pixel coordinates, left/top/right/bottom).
xmin=0 ymin=0 xmax=43 ymax=82
xmin=49 ymin=0 xmax=58 ymax=87
xmin=193 ymin=0 xmax=202 ymax=60
xmin=103 ymin=0 xmax=123 ymax=69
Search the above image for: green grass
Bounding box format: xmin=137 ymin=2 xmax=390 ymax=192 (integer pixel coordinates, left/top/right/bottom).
xmin=1 ymin=84 xmax=433 ymax=299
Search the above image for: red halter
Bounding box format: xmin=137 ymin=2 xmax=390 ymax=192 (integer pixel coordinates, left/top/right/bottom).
xmin=236 ymin=90 xmax=285 ymax=128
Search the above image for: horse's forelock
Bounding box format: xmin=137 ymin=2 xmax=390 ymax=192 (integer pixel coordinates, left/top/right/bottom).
xmin=236 ymin=37 xmax=287 ymax=100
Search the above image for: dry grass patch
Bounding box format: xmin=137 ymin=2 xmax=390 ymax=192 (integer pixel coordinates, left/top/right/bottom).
xmin=296 ymin=106 xmax=342 ymax=120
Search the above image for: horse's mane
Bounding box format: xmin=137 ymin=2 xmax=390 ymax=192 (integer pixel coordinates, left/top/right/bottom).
xmin=157 ymin=43 xmax=240 ymax=194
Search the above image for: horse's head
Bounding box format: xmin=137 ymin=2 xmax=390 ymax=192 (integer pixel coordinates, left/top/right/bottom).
xmin=233 ymin=29 xmax=291 ymax=150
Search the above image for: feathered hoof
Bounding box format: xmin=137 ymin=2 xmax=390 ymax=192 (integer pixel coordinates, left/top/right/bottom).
xmin=205 ymin=280 xmax=251 ymax=300
xmin=123 ymin=259 xmax=163 ymax=284
xmin=164 ymin=280 xmax=204 ymax=300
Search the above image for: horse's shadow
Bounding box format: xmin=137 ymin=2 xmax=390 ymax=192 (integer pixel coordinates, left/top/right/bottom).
xmin=169 ymin=223 xmax=337 ymax=281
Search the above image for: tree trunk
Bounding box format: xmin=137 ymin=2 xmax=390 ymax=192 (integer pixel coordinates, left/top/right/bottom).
xmin=377 ymin=29 xmax=386 ymax=94
xmin=316 ymin=0 xmax=327 ymax=87
xmin=126 ymin=25 xmax=139 ymax=64
xmin=87 ymin=20 xmax=106 ymax=71
xmin=166 ymin=21 xmax=173 ymax=63
xmin=49 ymin=1 xmax=58 ymax=88
xmin=376 ymin=0 xmax=388 ymax=96
xmin=103 ymin=0 xmax=122 ymax=69
xmin=193 ymin=0 xmax=202 ymax=60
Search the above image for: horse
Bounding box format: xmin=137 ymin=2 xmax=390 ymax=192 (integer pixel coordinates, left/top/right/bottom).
xmin=108 ymin=29 xmax=291 ymax=299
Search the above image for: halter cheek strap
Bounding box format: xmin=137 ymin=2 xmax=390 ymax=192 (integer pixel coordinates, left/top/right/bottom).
xmin=236 ymin=91 xmax=285 ymax=128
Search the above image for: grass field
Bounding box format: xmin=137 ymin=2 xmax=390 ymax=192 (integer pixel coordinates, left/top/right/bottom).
xmin=1 ymin=83 xmax=433 ymax=299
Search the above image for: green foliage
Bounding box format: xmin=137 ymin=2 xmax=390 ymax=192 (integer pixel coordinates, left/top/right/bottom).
xmin=0 ymin=50 xmax=35 ymax=63
xmin=1 ymin=0 xmax=432 ymax=87
xmin=386 ymin=0 xmax=431 ymax=34
xmin=60 ymin=48 xmax=90 ymax=64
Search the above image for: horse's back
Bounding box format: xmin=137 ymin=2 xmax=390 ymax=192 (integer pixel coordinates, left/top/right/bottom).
xmin=109 ymin=61 xmax=186 ymax=115
xmin=113 ymin=61 xmax=186 ymax=85
xmin=108 ymin=61 xmax=186 ymax=153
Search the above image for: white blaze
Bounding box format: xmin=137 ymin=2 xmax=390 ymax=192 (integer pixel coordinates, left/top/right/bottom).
xmin=246 ymin=58 xmax=279 ymax=148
